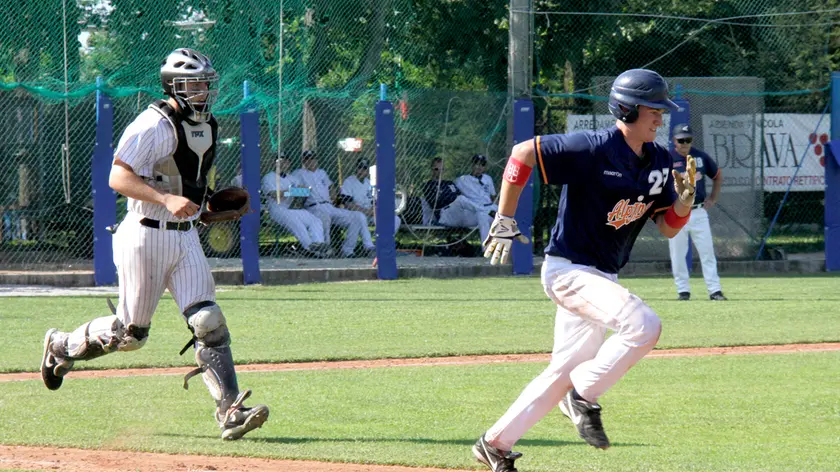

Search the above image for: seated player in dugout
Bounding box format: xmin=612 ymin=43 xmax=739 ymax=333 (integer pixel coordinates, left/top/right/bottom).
xmin=40 ymin=48 xmax=269 ymax=441
xmin=262 ymin=153 xmax=328 ymax=257
xmin=474 ymin=69 xmax=696 ymax=471
xmin=340 ymin=157 xmax=401 ymax=235
xmin=455 ymin=153 xmax=499 ymax=215
xmin=292 ymin=150 xmax=376 ymax=258
xmin=422 ymin=157 xmax=494 ymax=242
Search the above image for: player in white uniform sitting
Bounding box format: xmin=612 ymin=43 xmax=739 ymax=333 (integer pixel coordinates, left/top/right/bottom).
xmin=455 ymin=154 xmax=499 ymax=215
xmin=39 ymin=48 xmax=268 ymax=441
xmin=262 ymin=154 xmax=327 ymax=257
xmin=339 ymin=158 xmax=401 ymax=234
xmin=422 ymin=157 xmax=494 ymax=242
xmin=292 ymin=150 xmax=375 ymax=258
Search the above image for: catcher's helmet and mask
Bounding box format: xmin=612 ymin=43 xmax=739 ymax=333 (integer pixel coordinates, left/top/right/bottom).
xmin=160 ymin=48 xmax=219 ymax=124
xmin=608 ymin=69 xmax=677 ymax=124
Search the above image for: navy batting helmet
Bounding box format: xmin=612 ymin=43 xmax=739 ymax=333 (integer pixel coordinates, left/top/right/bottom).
xmin=608 ymin=69 xmax=677 ymax=123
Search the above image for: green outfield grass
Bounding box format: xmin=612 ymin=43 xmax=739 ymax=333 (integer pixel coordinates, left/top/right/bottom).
xmin=0 ymin=352 xmax=837 ymax=471
xmin=2 ymin=275 xmax=839 ymax=373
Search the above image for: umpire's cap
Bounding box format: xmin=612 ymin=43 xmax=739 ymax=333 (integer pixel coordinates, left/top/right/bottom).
xmin=608 ymin=69 xmax=677 ymax=123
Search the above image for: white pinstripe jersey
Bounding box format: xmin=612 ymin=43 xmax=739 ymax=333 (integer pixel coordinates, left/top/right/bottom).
xmin=455 ymin=173 xmax=496 ymax=206
xmin=114 ymin=108 xmax=200 ymax=223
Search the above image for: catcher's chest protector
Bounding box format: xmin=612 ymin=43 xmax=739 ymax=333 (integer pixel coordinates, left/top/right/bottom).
xmin=149 ymin=100 xmax=218 ymax=205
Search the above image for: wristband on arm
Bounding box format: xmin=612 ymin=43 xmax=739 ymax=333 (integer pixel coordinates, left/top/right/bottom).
xmin=503 ymin=157 xmax=532 ymax=186
xmin=664 ymin=204 xmax=690 ymax=229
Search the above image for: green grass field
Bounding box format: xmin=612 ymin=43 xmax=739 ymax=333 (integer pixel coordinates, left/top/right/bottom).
xmin=1 ymin=275 xmax=839 ymax=471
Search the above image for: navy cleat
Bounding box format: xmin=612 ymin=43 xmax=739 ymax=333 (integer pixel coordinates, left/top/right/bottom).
xmin=559 ymin=389 xmax=611 ymax=449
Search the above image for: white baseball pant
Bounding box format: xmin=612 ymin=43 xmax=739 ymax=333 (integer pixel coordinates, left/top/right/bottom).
xmin=668 ymin=207 xmax=722 ymax=295
xmin=486 ymin=255 xmax=662 ymax=451
xmin=438 ymin=195 xmax=494 ymax=241
xmin=114 ymin=211 xmax=216 ymax=328
xmin=268 ymin=206 xmax=325 ymax=250
xmin=307 ymin=204 xmax=373 ymax=256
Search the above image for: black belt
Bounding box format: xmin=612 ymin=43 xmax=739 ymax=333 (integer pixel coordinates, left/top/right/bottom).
xmin=306 ymin=201 xmax=330 ymax=208
xmin=691 ymin=203 xmax=704 ymax=209
xmin=139 ymin=217 xmax=193 ymax=231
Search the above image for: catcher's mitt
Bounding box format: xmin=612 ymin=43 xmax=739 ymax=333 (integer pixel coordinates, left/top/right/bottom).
xmin=200 ymin=187 xmax=250 ymax=224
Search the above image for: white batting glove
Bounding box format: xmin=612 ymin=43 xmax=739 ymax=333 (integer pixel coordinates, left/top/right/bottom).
xmin=672 ymin=155 xmax=697 ymax=206
xmin=483 ymin=214 xmax=530 ymax=265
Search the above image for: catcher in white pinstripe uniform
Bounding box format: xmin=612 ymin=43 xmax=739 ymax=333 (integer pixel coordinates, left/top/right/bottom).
xmin=40 ymin=48 xmax=269 ymax=441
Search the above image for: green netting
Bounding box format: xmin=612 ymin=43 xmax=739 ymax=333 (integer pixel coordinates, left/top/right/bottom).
xmin=0 ymin=1 xmax=837 ymax=267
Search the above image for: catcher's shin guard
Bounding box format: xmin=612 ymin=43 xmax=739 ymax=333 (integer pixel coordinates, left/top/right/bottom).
xmin=41 ymin=313 xmax=149 ymax=390
xmin=182 ymin=301 xmax=269 ymax=439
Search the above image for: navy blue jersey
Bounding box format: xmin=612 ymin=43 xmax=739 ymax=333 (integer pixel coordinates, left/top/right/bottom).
xmin=670 ymin=147 xmax=719 ymax=205
xmin=422 ymin=179 xmax=460 ymax=211
xmin=535 ymin=126 xmax=677 ymax=273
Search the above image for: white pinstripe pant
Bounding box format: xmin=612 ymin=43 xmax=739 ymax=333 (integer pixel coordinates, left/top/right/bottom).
xmin=113 ymin=211 xmax=215 ymax=327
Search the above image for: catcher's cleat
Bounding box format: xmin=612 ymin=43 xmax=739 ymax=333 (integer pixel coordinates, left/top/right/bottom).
xmin=40 ymin=329 xmax=73 ymax=391
xmin=216 ymin=390 xmax=270 ymax=440
xmin=677 ymin=292 xmax=690 ymax=301
xmin=709 ymin=291 xmax=728 ymax=301
xmin=559 ymin=389 xmax=610 ymax=449
xmin=472 ymin=434 xmax=522 ymax=472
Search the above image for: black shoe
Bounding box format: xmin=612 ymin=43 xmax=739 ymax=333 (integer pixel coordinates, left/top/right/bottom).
xmin=559 ymin=389 xmax=611 ymax=449
xmin=40 ymin=329 xmax=73 ymax=391
xmin=472 ymin=434 xmax=522 ymax=472
xmin=709 ymin=291 xmax=728 ymax=301
xmin=677 ymin=292 xmax=690 ymax=301
xmin=216 ymin=390 xmax=270 ymax=440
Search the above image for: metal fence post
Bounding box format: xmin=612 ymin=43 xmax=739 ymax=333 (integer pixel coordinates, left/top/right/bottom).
xmin=375 ymin=84 xmax=397 ymax=279
xmin=512 ymin=98 xmax=534 ymax=275
xmin=92 ymin=77 xmax=116 ymax=285
xmin=239 ymin=81 xmax=261 ymax=284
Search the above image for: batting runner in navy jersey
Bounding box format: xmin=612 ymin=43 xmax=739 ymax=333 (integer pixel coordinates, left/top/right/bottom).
xmin=668 ymin=123 xmax=727 ymax=301
xmin=39 ymin=48 xmax=269 ymax=441
xmin=473 ymin=69 xmax=697 ymax=472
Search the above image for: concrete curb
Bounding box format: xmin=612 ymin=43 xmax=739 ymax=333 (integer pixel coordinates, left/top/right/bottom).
xmin=0 ymin=259 xmax=829 ymax=287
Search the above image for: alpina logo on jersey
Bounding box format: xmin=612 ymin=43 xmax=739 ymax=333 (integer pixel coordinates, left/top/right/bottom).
xmin=606 ymin=199 xmax=653 ymax=229
xmin=191 ymin=130 xmax=205 ymax=138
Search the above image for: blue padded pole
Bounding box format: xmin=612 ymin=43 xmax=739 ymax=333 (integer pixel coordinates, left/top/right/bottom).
xmin=826 ymin=72 xmax=840 ymax=271
xmin=239 ymin=81 xmax=262 ymax=284
xmin=669 ymin=88 xmax=693 ymax=272
xmin=375 ymin=86 xmax=398 ymax=280
xmin=512 ymin=99 xmax=534 ymax=275
xmin=92 ymin=76 xmax=117 ymax=285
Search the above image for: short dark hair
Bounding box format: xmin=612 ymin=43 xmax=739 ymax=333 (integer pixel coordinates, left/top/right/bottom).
xmin=472 ymin=154 xmax=488 ymax=165
xmin=431 ymin=157 xmax=443 ymax=166
xmin=302 ymin=150 xmax=316 ymax=160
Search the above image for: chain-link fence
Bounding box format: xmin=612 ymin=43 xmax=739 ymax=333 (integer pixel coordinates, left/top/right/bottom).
xmin=0 ymin=0 xmax=837 ymax=269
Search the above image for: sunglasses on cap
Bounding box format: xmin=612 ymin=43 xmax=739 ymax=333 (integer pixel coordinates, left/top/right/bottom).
xmin=676 ymin=138 xmax=692 ymax=144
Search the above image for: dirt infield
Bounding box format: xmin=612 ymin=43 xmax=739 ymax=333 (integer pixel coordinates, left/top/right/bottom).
xmin=0 ymin=445 xmax=474 ymax=472
xmin=2 ymin=342 xmax=838 ymax=471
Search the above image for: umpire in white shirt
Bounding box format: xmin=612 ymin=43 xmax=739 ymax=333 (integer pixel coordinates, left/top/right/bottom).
xmin=455 ymin=154 xmax=499 ymax=215
xmin=340 ymin=158 xmax=401 ymax=234
xmin=261 ymin=154 xmax=326 ymax=256
xmin=291 ymin=150 xmax=375 ymax=258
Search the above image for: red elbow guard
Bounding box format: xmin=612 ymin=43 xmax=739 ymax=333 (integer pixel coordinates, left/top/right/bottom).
xmin=664 ymin=205 xmax=690 ymax=229
xmin=503 ymin=157 xmax=532 ymax=186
